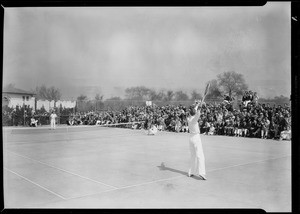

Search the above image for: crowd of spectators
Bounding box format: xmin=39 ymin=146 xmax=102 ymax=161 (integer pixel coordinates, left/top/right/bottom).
xmin=2 ymin=90 xmax=291 ymax=141
xmin=65 ymin=91 xmax=291 ymax=141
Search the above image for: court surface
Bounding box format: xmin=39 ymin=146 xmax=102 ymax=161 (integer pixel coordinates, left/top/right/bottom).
xmin=3 ymin=125 xmax=291 ymax=211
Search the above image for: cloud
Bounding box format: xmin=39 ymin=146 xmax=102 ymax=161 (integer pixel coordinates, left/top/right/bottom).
xmin=3 ymin=4 xmax=291 ymax=99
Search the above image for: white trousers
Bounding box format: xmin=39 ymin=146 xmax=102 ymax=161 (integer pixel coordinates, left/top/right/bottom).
xmin=189 ymin=134 xmax=206 ymax=176
xmin=51 ymin=119 xmax=56 ymax=129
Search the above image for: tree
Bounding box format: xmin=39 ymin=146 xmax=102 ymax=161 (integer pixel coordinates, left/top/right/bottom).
xmin=156 ymin=90 xmax=167 ymax=101
xmin=95 ymin=94 xmax=103 ymax=101
xmin=165 ymin=90 xmax=174 ymax=101
xmin=148 ymin=89 xmax=158 ymax=100
xmin=35 ymin=85 xmax=62 ymax=101
xmin=77 ymin=94 xmax=88 ymax=102
xmin=174 ymin=90 xmax=189 ymax=101
xmin=106 ymin=96 xmax=122 ymax=101
xmin=4 ymin=83 xmax=16 ymax=91
xmin=217 ymin=71 xmax=248 ymax=97
xmin=205 ymin=79 xmax=223 ymax=99
xmin=125 ymin=86 xmax=151 ymax=100
xmin=190 ymin=90 xmax=202 ymax=101
xmin=95 ymin=94 xmax=104 ymax=111
xmin=148 ymin=89 xmax=166 ymax=101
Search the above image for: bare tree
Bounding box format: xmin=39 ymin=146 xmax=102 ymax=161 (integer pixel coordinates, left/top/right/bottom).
xmin=77 ymin=94 xmax=88 ymax=101
xmin=35 ymin=85 xmax=61 ymax=101
xmin=206 ymin=79 xmax=223 ymax=99
xmin=217 ymin=71 xmax=248 ymax=97
xmin=174 ymin=90 xmax=189 ymax=101
xmin=125 ymin=86 xmax=151 ymax=100
xmin=95 ymin=94 xmax=103 ymax=101
xmin=165 ymin=90 xmax=174 ymax=101
xmin=190 ymin=90 xmax=202 ymax=101
xmin=4 ymin=83 xmax=16 ymax=90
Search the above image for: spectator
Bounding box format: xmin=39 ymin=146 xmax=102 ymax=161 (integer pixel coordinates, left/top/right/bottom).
xmin=241 ymin=120 xmax=250 ymax=137
xmin=261 ymin=117 xmax=270 ymax=139
xmin=234 ymin=120 xmax=242 ymax=137
xmin=24 ymin=93 xmax=289 ymax=142
xmin=208 ymin=122 xmax=215 ymax=135
xmin=30 ymin=117 xmax=38 ymax=127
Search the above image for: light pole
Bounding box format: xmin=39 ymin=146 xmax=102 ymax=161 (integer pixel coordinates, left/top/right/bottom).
xmin=23 ymin=100 xmax=26 ymax=126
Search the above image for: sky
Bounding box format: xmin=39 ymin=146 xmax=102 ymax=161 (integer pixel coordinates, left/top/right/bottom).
xmin=3 ymin=3 xmax=291 ymax=100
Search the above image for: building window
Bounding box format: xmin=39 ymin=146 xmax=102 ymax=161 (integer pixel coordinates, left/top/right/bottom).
xmin=22 ymin=96 xmax=25 ymax=101
xmin=26 ymin=96 xmax=29 ymax=101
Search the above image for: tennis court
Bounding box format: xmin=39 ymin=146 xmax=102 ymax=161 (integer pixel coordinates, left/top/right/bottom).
xmin=3 ymin=125 xmax=291 ymax=211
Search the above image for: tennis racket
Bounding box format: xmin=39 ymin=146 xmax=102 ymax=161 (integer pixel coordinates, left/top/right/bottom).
xmin=201 ymin=82 xmax=211 ymax=103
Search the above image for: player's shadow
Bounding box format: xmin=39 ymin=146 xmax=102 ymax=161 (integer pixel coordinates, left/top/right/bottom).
xmin=157 ymin=162 xmax=202 ymax=180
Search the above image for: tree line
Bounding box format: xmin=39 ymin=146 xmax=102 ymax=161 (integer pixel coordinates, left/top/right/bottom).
xmin=76 ymin=71 xmax=249 ymax=102
xmin=5 ymin=71 xmax=290 ymax=104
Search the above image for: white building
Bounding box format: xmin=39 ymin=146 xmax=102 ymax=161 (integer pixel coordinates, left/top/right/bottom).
xmin=3 ymin=87 xmax=76 ymax=112
xmin=2 ymin=87 xmax=36 ymax=110
xmin=55 ymin=100 xmax=76 ymax=109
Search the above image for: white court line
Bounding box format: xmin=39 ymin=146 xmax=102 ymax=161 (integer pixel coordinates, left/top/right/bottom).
xmin=4 ymin=167 xmax=67 ymax=200
xmin=5 ymin=149 xmax=291 ymax=202
xmin=207 ymin=154 xmax=291 ymax=172
xmin=6 ymin=132 xmax=145 ymax=145
xmin=64 ymin=154 xmax=291 ymax=200
xmin=65 ymin=175 xmax=185 ymax=200
xmin=6 ymin=150 xmax=118 ymax=190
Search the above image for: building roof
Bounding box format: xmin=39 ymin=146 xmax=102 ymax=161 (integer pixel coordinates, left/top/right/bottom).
xmin=2 ymin=87 xmax=36 ymax=95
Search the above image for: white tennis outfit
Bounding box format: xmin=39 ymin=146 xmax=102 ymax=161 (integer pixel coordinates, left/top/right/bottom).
xmin=50 ymin=113 xmax=57 ymax=129
xmin=187 ymin=107 xmax=206 ymax=177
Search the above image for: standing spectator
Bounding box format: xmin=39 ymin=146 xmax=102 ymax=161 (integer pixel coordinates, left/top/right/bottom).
xmin=269 ymin=120 xmax=279 ymax=139
xmin=261 ymin=117 xmax=270 ymax=139
xmin=174 ymin=117 xmax=182 ymax=133
xmin=50 ymin=110 xmax=57 ymax=130
xmin=253 ymin=92 xmax=259 ymax=106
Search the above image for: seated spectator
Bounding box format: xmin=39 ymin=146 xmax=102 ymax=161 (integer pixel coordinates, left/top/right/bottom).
xmin=131 ymin=122 xmax=138 ymax=129
xmin=181 ymin=119 xmax=189 ymax=133
xmin=249 ymin=120 xmax=258 ymax=137
xmin=167 ymin=117 xmax=176 ymax=132
xmin=208 ymin=122 xmax=215 ymax=135
xmin=280 ymin=127 xmax=291 ymax=141
xmin=30 ymin=117 xmax=38 ymax=127
xmin=157 ymin=116 xmax=166 ymax=131
xmin=241 ymin=120 xmax=250 ymax=137
xmin=204 ymin=121 xmax=211 ymax=135
xmin=224 ymin=119 xmax=234 ymax=136
xmin=148 ymin=124 xmax=158 ymax=135
xmin=216 ymin=121 xmax=225 ymax=135
xmin=269 ymin=120 xmax=280 ymax=140
xmin=253 ymin=119 xmax=262 ymax=138
xmin=234 ymin=121 xmax=242 ymax=137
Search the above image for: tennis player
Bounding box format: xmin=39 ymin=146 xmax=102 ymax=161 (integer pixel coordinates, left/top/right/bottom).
xmin=50 ymin=110 xmax=57 ymax=130
xmin=187 ymin=100 xmax=206 ymax=180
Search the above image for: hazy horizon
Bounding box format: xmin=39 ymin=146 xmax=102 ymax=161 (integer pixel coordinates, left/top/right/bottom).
xmin=3 ymin=3 xmax=291 ymax=100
